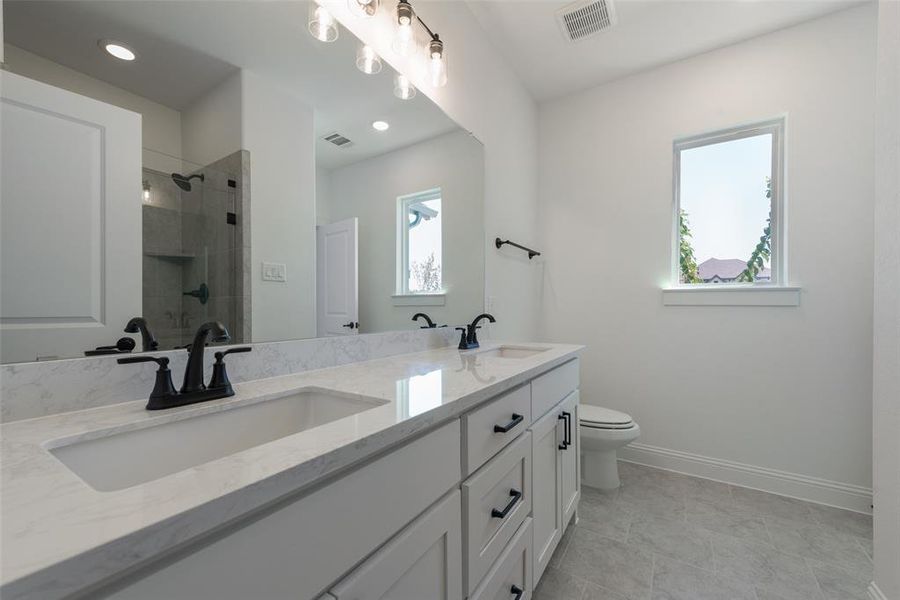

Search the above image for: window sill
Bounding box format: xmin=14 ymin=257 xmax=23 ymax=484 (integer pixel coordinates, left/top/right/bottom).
xmin=661 ymin=286 xmax=800 ymax=306
xmin=392 ymin=293 xmax=446 ymax=306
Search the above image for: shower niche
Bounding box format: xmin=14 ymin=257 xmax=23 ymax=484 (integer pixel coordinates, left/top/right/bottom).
xmin=141 ymin=150 xmax=250 ymax=349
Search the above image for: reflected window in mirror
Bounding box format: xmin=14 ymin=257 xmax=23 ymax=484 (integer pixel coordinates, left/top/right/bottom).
xmin=398 ymin=189 xmax=443 ymax=295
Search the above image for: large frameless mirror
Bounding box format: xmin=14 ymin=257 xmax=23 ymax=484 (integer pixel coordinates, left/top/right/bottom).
xmin=0 ymin=0 xmax=484 ymax=363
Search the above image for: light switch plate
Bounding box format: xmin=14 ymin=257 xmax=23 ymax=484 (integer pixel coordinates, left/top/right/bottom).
xmin=262 ymin=262 xmax=287 ymax=282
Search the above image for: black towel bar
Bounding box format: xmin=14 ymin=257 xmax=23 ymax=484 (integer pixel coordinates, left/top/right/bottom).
xmin=495 ymin=237 xmax=541 ymax=259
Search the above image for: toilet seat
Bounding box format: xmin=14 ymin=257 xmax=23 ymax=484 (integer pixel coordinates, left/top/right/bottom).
xmin=579 ymin=404 xmax=634 ymax=430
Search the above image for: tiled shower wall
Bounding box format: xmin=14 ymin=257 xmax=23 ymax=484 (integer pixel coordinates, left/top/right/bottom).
xmin=141 ymin=150 xmax=250 ymax=349
xmin=142 ymin=170 xmax=187 ymax=349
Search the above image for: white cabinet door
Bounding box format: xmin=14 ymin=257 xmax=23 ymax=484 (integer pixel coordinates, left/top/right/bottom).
xmin=529 ymin=407 xmax=564 ymax=583
xmin=559 ymin=391 xmax=580 ymax=527
xmin=330 ymin=489 xmax=462 ymax=600
xmin=1 ymin=71 xmax=142 ymax=362
xmin=316 ymin=218 xmax=359 ymax=336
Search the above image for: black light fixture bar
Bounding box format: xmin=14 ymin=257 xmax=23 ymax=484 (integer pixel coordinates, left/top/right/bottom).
xmin=399 ymin=0 xmax=439 ymax=42
xmin=416 ymin=14 xmax=437 ymax=40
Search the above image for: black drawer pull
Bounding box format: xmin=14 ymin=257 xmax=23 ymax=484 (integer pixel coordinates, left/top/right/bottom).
xmin=491 ymin=489 xmax=523 ymax=519
xmin=494 ymin=413 xmax=524 ymax=433
xmin=562 ymin=411 xmax=572 ymax=450
xmin=558 ymin=413 xmax=569 ymax=450
xmin=510 ymin=585 xmax=524 ymax=600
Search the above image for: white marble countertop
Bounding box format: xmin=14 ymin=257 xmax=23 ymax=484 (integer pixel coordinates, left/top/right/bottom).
xmin=1 ymin=341 xmax=582 ymax=600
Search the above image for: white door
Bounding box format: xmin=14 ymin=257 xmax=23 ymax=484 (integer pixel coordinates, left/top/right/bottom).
xmin=316 ymin=218 xmax=359 ymax=336
xmin=1 ymin=72 xmax=142 ymax=363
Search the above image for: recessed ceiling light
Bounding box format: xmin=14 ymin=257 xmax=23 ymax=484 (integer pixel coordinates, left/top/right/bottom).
xmin=99 ymin=40 xmax=136 ymax=61
xmin=372 ymin=120 xmax=390 ymax=131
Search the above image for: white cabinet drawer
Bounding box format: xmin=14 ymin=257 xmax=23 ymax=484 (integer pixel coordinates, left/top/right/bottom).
xmin=462 ymin=431 xmax=532 ymax=595
xmin=470 ymin=518 xmax=533 ymax=600
xmin=329 ymin=489 xmax=462 ymax=600
xmin=463 ymin=384 xmax=531 ymax=475
xmin=531 ymin=359 xmax=579 ymax=421
xmin=100 ymin=421 xmax=461 ymax=600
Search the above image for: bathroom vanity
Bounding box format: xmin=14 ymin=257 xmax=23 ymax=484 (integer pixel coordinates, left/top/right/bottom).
xmin=0 ymin=342 xmax=582 ymax=600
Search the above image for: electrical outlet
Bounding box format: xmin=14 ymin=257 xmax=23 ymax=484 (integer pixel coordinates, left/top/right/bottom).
xmin=262 ymin=262 xmax=287 ymax=282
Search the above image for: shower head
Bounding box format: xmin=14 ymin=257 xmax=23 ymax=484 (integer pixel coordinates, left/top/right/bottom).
xmin=171 ymin=172 xmax=205 ymax=192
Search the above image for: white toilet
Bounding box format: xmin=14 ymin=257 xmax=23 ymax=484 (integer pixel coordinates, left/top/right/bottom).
xmin=579 ymin=404 xmax=640 ymax=490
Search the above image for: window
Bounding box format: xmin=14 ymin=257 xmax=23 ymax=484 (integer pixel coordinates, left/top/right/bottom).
xmin=397 ymin=188 xmax=443 ymax=295
xmin=673 ymin=119 xmax=785 ymax=287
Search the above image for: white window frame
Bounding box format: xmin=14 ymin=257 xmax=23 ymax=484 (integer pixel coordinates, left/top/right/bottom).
xmin=671 ymin=117 xmax=787 ymax=289
xmin=396 ymin=187 xmax=444 ymax=298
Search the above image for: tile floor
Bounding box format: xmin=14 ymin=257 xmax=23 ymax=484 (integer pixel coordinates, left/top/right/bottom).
xmin=536 ymin=461 xmax=873 ymax=600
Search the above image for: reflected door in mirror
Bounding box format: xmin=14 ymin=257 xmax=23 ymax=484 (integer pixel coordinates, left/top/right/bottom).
xmin=0 ymin=72 xmax=141 ymax=363
xmin=316 ymin=218 xmax=359 ymax=336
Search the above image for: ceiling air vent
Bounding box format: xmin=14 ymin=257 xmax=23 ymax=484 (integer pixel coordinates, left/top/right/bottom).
xmin=556 ymin=0 xmax=617 ymax=43
xmin=323 ymin=132 xmax=353 ymax=148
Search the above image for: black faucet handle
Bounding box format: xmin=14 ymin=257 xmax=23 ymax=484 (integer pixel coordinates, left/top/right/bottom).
xmin=117 ymin=356 xmax=177 ymax=409
xmin=210 ymin=347 xmax=251 ymax=390
xmin=214 ymin=346 xmax=252 ymax=362
xmin=117 ymin=355 xmax=169 ymax=367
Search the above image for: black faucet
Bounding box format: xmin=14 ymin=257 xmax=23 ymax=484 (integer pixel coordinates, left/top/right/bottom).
xmin=182 ymin=321 xmax=230 ymax=393
xmin=117 ymin=322 xmax=250 ymax=410
xmin=457 ymin=313 xmax=496 ymax=350
xmin=124 ymin=317 xmax=159 ymax=352
xmin=412 ymin=312 xmax=436 ymax=328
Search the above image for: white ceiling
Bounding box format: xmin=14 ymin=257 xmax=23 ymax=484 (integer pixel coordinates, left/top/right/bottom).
xmin=467 ymin=0 xmax=867 ymax=102
xmin=3 ymin=1 xmax=459 ymax=169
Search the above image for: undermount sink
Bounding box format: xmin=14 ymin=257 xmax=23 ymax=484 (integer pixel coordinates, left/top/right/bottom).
xmin=48 ymin=389 xmax=387 ymax=492
xmin=476 ymin=346 xmax=551 ymax=359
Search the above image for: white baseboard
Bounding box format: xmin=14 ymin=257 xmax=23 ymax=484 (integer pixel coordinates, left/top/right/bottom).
xmin=618 ymin=442 xmax=873 ymax=514
xmin=868 ymin=582 xmax=889 ymax=600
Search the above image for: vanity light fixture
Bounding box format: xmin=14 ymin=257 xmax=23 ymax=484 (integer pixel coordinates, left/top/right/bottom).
xmin=308 ymin=4 xmax=339 ymax=43
xmin=99 ymin=40 xmax=136 ymax=61
xmin=391 ymin=1 xmax=449 ymax=87
xmin=393 ymin=73 xmax=416 ymax=100
xmin=348 ymin=0 xmax=380 ymax=18
xmin=426 ymin=35 xmax=447 ymax=88
xmin=392 ymin=0 xmax=416 ymax=56
xmin=356 ymin=44 xmax=383 ymax=74
xmin=372 ymin=120 xmax=390 ymax=131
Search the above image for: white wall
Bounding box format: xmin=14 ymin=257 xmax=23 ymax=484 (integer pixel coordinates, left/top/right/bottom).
xmin=180 ymin=71 xmax=242 ymax=169
xmin=539 ymin=6 xmax=876 ymax=510
xmin=872 ymin=0 xmax=900 ymax=595
xmin=320 ymin=0 xmax=540 ymax=341
xmin=316 ymin=166 xmax=332 ymax=226
xmin=322 ymin=130 xmax=484 ymax=333
xmin=3 ymin=44 xmax=182 ymax=173
xmin=241 ymin=71 xmax=317 ymax=342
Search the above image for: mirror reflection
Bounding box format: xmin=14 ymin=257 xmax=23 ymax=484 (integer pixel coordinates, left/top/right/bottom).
xmin=0 ymin=0 xmax=485 ymax=363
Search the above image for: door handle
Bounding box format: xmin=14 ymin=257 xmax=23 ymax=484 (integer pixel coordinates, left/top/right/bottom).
xmin=558 ymin=413 xmax=569 ymax=450
xmin=494 ymin=413 xmax=524 ymax=433
xmin=342 ymin=322 xmax=355 ymax=329
xmin=510 ymin=585 xmax=524 ymax=600
xmin=491 ymin=489 xmax=522 ymax=519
